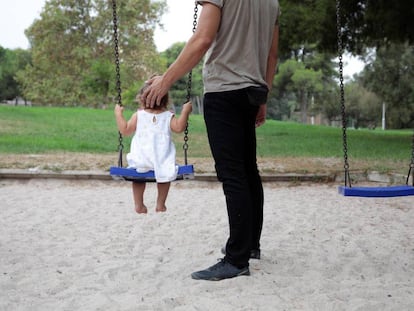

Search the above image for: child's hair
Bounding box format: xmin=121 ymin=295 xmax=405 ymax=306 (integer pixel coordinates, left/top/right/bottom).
xmin=137 ymin=81 xmax=169 ymax=110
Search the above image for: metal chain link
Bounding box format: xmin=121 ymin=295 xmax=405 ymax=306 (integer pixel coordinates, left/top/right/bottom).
xmin=183 ymin=2 xmax=199 ymax=165
xmin=406 ymin=130 xmax=414 ymax=186
xmin=336 ymin=0 xmax=351 ymax=187
xmin=112 ymin=0 xmax=124 ymax=167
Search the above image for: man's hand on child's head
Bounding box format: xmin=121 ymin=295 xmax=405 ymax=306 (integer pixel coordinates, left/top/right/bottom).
xmin=142 ymin=75 xmax=169 ymax=108
xmin=142 ymin=76 xmax=158 ymax=108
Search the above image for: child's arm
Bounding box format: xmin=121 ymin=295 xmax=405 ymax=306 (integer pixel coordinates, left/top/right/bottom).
xmin=114 ymin=104 xmax=137 ymax=136
xmin=170 ymin=102 xmax=192 ymax=133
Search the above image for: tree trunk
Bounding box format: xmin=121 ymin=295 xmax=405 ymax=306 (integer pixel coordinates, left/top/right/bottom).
xmin=299 ymin=91 xmax=308 ymax=124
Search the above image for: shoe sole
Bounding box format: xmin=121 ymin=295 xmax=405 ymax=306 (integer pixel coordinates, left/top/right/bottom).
xmin=191 ymin=269 xmax=250 ymax=281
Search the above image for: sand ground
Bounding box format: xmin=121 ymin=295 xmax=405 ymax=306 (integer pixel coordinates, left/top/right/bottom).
xmin=1 ymin=178 xmax=413 ymax=311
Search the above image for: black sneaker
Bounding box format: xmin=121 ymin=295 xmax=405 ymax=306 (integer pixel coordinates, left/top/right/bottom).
xmin=191 ymin=259 xmax=250 ymax=281
xmin=221 ymin=247 xmax=261 ymax=260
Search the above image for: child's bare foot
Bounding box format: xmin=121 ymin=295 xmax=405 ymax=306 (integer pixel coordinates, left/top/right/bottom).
xmin=156 ymin=205 xmax=167 ymax=213
xmin=135 ymin=205 xmax=148 ymax=214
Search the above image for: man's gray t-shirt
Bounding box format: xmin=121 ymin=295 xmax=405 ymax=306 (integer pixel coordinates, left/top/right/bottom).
xmin=197 ymin=0 xmax=280 ymax=93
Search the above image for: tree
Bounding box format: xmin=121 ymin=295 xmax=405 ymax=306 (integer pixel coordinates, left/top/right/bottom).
xmin=361 ymin=43 xmax=414 ymax=128
xmin=265 ymin=0 xmax=414 ymax=126
xmin=278 ymin=0 xmax=333 ymax=58
xmin=278 ymin=0 xmax=414 ymax=56
xmin=17 ymin=0 xmax=166 ymax=106
xmin=0 ymin=47 xmax=31 ymax=101
xmin=272 ymin=56 xmax=334 ymax=123
xmin=337 ymin=0 xmax=414 ymax=53
xmin=82 ymin=59 xmax=113 ymax=107
xmin=345 ymin=81 xmax=381 ymax=129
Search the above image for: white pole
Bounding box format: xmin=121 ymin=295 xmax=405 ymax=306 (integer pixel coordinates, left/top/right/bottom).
xmin=311 ymin=95 xmax=315 ymax=125
xmin=382 ymin=102 xmax=386 ymax=130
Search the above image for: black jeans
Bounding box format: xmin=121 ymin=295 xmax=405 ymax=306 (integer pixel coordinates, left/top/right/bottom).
xmin=203 ymin=88 xmax=264 ymax=268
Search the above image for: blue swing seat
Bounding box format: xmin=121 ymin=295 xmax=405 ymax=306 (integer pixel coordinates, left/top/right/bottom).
xmin=338 ymin=185 xmax=414 ymax=197
xmin=110 ymin=165 xmax=194 ymax=182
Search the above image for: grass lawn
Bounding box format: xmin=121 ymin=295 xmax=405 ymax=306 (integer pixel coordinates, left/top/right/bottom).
xmin=0 ymin=105 xmax=412 ymax=174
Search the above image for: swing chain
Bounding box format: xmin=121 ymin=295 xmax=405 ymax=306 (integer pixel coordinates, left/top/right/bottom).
xmin=407 ymin=130 xmax=414 ymax=186
xmin=111 ymin=1 xmax=197 ymax=168
xmin=112 ymin=0 xmax=124 ymax=167
xmin=336 ymin=0 xmax=351 ymax=187
xmin=183 ymin=2 xmax=199 ymax=165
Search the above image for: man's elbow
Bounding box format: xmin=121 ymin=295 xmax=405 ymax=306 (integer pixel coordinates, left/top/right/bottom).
xmin=192 ymin=35 xmax=214 ymax=54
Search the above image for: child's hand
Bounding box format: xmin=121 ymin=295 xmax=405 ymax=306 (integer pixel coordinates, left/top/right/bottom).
xmin=114 ymin=104 xmax=124 ymax=116
xmin=182 ymin=101 xmax=192 ymax=114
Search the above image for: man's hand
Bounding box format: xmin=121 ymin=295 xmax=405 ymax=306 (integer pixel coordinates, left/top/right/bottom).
xmin=141 ymin=75 xmax=170 ymax=108
xmin=255 ymin=104 xmax=266 ymax=127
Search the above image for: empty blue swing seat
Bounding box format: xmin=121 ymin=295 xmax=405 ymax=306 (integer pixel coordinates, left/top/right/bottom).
xmin=110 ymin=165 xmax=195 ymax=182
xmin=338 ymin=185 xmax=414 ymax=197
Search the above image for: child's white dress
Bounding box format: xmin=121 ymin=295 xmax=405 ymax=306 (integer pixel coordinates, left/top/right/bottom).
xmin=126 ymin=109 xmax=178 ymax=182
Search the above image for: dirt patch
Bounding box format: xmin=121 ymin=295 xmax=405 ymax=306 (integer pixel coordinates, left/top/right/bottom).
xmin=0 ymin=153 xmax=116 ymax=172
xmin=0 ymin=153 xmax=408 ymax=176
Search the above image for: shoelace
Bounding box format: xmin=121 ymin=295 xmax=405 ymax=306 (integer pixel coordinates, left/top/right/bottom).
xmin=210 ymin=258 xmax=226 ymax=270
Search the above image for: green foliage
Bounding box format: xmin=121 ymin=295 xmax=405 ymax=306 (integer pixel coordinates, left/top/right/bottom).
xmin=17 ymin=0 xmax=166 ymax=106
xmin=274 ymin=1 xmax=413 ymax=129
xmin=345 ymin=81 xmax=381 ymax=129
xmin=278 ymin=0 xmax=414 ymax=55
xmin=272 ymin=58 xmax=327 ymax=123
xmin=0 ymin=47 xmax=31 ymax=100
xmin=278 ymin=0 xmax=333 ymax=57
xmin=361 ymin=43 xmax=414 ymax=128
xmin=339 ymin=0 xmax=414 ymax=53
xmin=82 ymin=59 xmax=113 ymax=107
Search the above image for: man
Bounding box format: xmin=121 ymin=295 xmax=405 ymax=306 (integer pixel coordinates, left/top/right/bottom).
xmin=143 ymin=0 xmax=280 ymax=281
